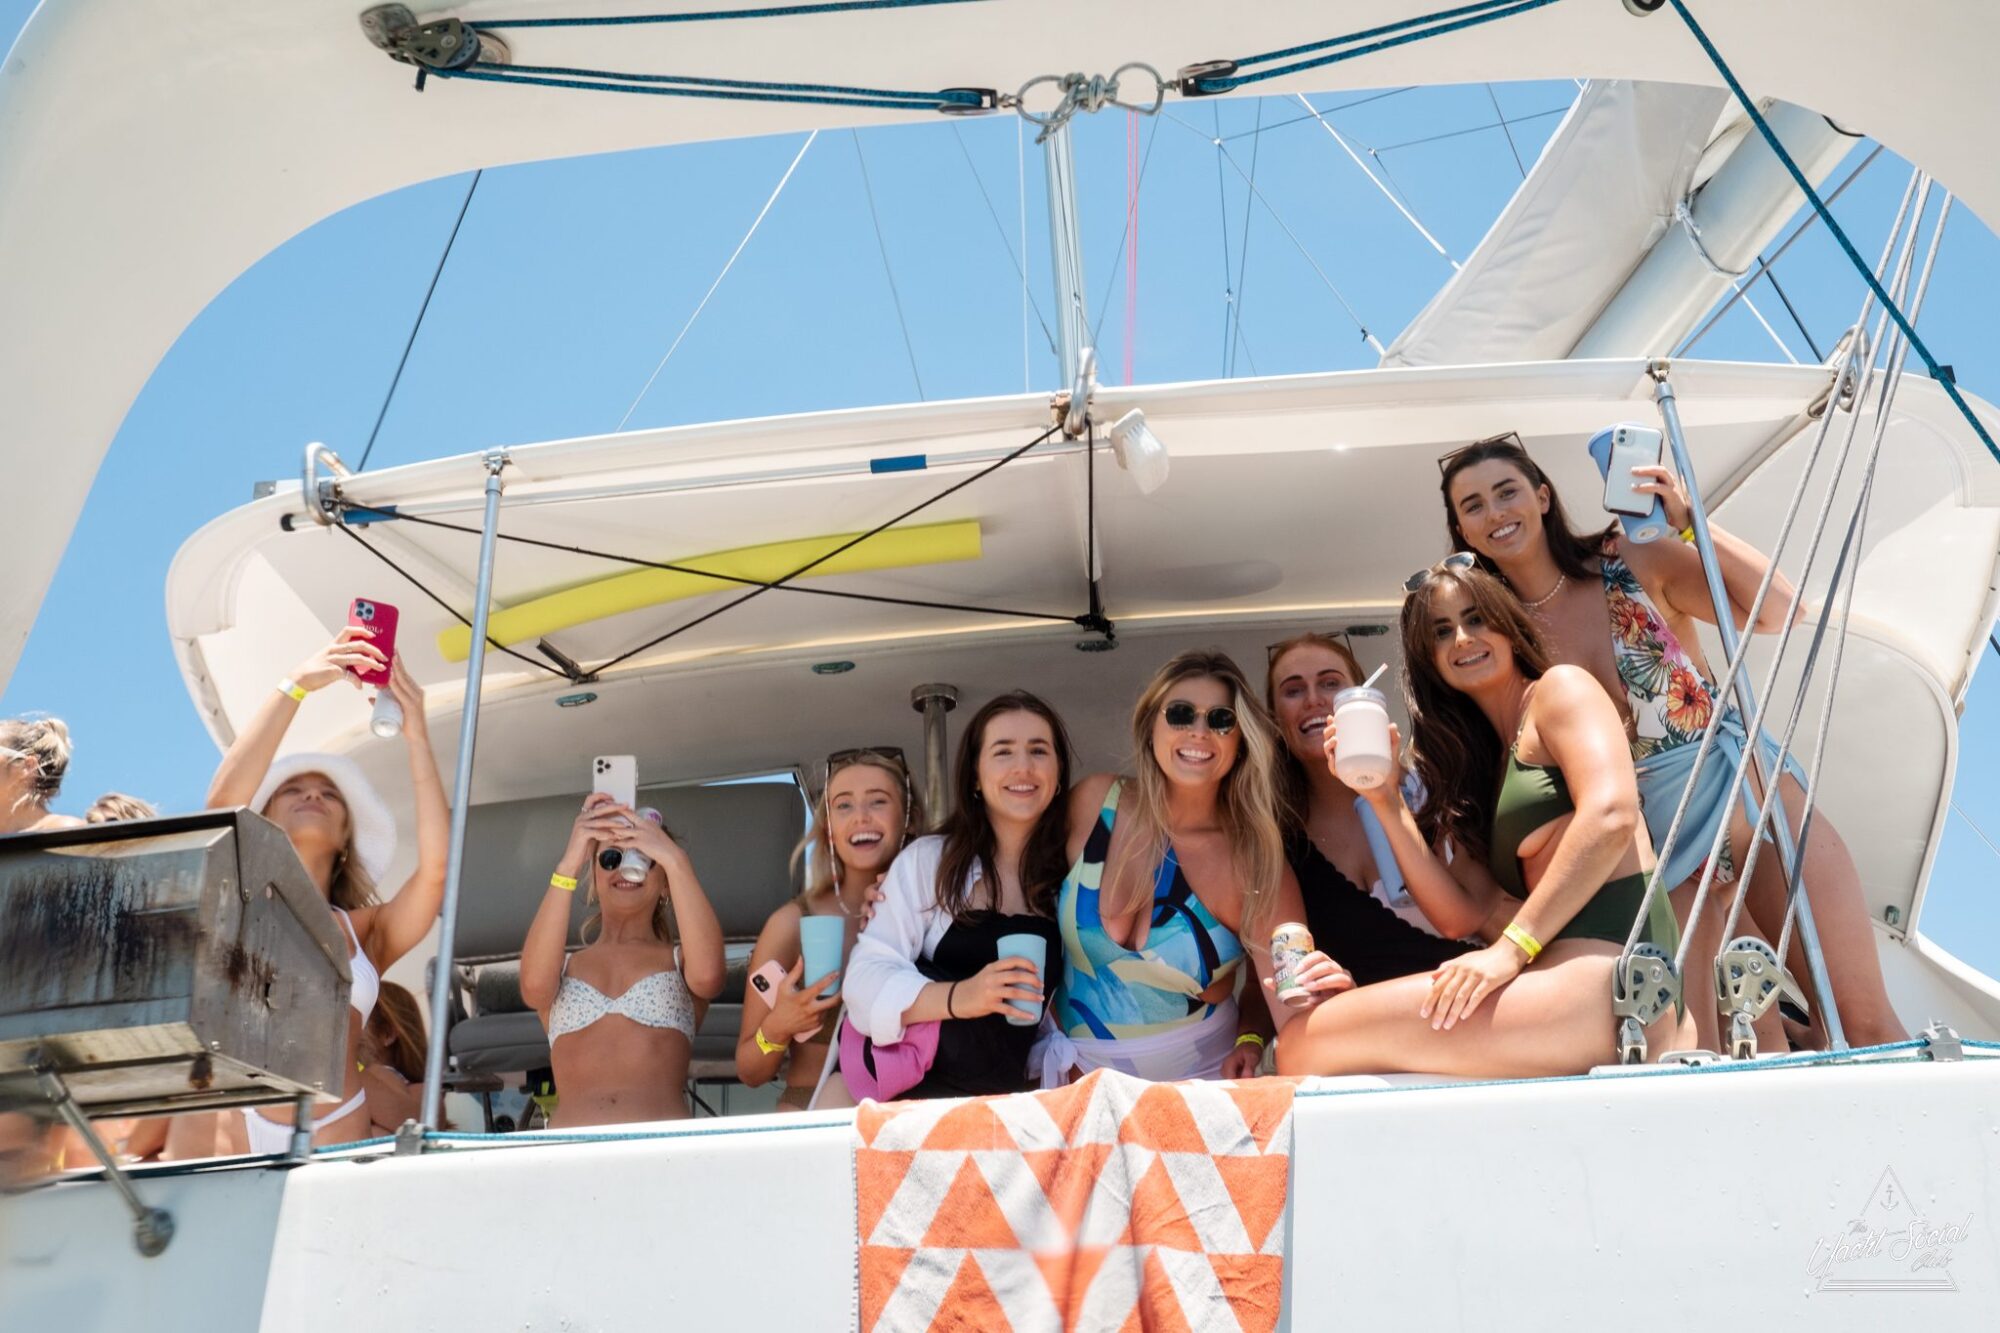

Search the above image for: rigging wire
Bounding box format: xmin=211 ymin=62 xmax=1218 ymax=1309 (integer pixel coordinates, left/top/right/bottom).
xmin=1018 ymin=116 xmax=1030 ymax=391
xmin=330 ymin=525 xmax=568 ymax=679
xmin=1210 ymin=104 xmax=1235 ymax=376
xmin=618 ymin=130 xmax=818 ymax=431
xmin=358 ymin=169 xmax=482 ymax=472
xmin=1950 ymin=800 xmax=2000 ymax=866
xmin=1667 ymin=0 xmax=1998 ymax=467
xmin=1228 ymin=99 xmax=1266 ymax=378
xmin=1292 ymin=93 xmax=1459 ymax=270
xmin=1367 ymin=106 xmax=1568 ymax=155
xmin=1124 ymin=108 xmax=1140 ymax=385
xmin=589 ymin=421 xmax=1067 ymax=674
xmin=1216 ymin=87 xmax=1416 ymax=143
xmin=1760 ymin=268 xmax=1824 ymax=362
xmin=1484 ymin=83 xmax=1528 ymax=178
xmin=476 ymin=0 xmax=984 ymax=27
xmin=1164 ymin=112 xmax=1383 ymax=354
xmin=945 ymin=123 xmax=1058 ymax=360
xmin=850 ymin=130 xmax=925 ymax=400
xmin=1087 ymin=111 xmax=1164 ymax=354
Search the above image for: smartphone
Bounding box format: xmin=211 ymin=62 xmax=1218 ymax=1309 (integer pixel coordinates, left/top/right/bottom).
xmin=591 ymin=755 xmax=638 ymax=811
xmin=1587 ymin=424 xmax=1670 ymax=543
xmin=345 ymin=598 xmax=400 ymax=686
xmin=748 ymin=960 xmax=789 ymax=1011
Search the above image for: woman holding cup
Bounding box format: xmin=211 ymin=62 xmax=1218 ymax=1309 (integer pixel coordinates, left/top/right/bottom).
xmin=1265 ymin=634 xmax=1475 ymax=987
xmin=1275 ymin=560 xmax=1689 ymax=1078
xmin=842 ymin=693 xmax=1070 ymax=1100
xmin=734 ymin=747 xmax=925 ymax=1110
xmin=1041 ymin=651 xmax=1341 ymax=1086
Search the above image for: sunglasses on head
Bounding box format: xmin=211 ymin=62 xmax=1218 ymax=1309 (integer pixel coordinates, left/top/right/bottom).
xmin=825 ymin=746 xmax=907 ymax=782
xmin=0 ymin=745 xmax=27 ymax=763
xmin=1162 ymin=701 xmax=1238 ymax=735
xmin=1436 ymin=430 xmax=1526 ymax=475
xmin=1404 ymin=550 xmax=1478 ymax=593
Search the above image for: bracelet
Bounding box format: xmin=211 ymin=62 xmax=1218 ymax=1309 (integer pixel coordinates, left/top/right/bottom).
xmin=1677 ymin=525 xmax=1696 ymax=545
xmin=1233 ymin=1032 xmax=1266 ymax=1050
xmin=946 ymin=980 xmax=961 ymax=1019
xmin=1503 ymin=922 xmax=1543 ymax=963
xmin=753 ymin=1027 xmax=785 ymax=1056
xmin=549 ymin=872 xmax=578 ymax=893
xmin=277 ymin=677 xmax=308 ymax=702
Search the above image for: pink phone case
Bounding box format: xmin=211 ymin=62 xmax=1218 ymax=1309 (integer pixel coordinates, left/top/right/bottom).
xmin=748 ymin=960 xmax=788 ymax=1011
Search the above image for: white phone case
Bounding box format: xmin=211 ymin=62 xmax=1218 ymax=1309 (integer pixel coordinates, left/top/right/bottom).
xmin=1603 ymin=425 xmax=1663 ymax=518
xmin=591 ymin=755 xmax=638 ymax=810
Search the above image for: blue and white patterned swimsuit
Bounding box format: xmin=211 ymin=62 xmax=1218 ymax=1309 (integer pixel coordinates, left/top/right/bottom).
xmin=547 ymin=955 xmax=696 ymax=1043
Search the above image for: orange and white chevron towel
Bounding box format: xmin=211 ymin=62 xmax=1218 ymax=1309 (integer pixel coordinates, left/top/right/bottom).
xmin=854 ymin=1069 xmax=1294 ymax=1331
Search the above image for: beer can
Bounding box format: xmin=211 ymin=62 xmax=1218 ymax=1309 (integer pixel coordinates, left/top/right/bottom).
xmin=1270 ymin=921 xmax=1317 ymax=1009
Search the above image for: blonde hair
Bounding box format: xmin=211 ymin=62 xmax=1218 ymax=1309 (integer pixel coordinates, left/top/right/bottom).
xmin=86 ymin=792 xmax=158 ymax=824
xmin=0 ymin=716 xmax=73 ymax=805
xmin=788 ymin=752 xmax=926 ymax=906
xmin=1111 ymin=651 xmax=1287 ymax=938
xmin=259 ymin=772 xmax=379 ymax=911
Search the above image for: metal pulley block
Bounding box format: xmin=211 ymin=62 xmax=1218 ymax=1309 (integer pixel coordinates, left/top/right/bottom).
xmin=1726 ymin=1010 xmax=1758 ymax=1060
xmin=1713 ymin=936 xmax=1807 ymax=1023
xmin=1611 ymin=944 xmax=1681 ymax=1064
xmin=359 ymin=5 xmax=510 ymax=71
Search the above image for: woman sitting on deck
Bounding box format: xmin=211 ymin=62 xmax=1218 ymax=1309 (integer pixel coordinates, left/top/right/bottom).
xmin=1265 ymin=633 xmax=1475 ymax=987
xmin=735 ymin=747 xmax=925 ymax=1110
xmin=520 ymin=792 xmax=726 ymax=1127
xmin=1276 ymin=561 xmax=1690 ymax=1079
xmin=1043 ymin=651 xmax=1335 ymax=1086
xmin=1437 ymin=432 xmax=1903 ymax=1048
xmin=166 ymin=628 xmax=448 ymax=1155
xmin=843 ymin=692 xmax=1071 ymax=1101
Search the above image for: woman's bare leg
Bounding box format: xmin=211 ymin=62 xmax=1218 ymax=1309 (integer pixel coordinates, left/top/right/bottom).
xmin=1670 ymin=881 xmax=1788 ymax=1055
xmin=1274 ymin=945 xmax=1685 ymax=1079
xmin=1733 ymin=775 xmax=1906 ymax=1046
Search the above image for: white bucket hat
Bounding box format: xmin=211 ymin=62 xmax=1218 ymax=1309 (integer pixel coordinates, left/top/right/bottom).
xmin=250 ymin=752 xmax=397 ymax=885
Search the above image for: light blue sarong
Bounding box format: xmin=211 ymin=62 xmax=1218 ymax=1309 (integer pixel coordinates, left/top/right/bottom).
xmin=1634 ymin=707 xmax=1811 ymax=891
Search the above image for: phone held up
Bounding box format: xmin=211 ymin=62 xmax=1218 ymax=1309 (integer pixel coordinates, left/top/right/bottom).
xmin=1587 ymin=423 xmax=1670 ymax=544
xmin=347 ymin=598 xmax=403 ymax=737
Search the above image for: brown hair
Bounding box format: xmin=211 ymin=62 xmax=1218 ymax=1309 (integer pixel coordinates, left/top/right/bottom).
xmin=933 ymin=692 xmax=1073 ymax=921
xmin=1400 ymin=564 xmax=1554 ymax=864
xmin=1438 ymin=433 xmax=1613 ymax=585
xmin=789 ymin=750 xmax=927 ymax=907
xmin=260 ymin=773 xmax=381 ymax=912
xmin=1263 ymin=632 xmax=1367 ymax=833
xmin=364 ymin=981 xmax=451 ymax=1130
xmin=1114 ymin=650 xmax=1287 ymax=938
xmin=0 ymin=715 xmax=72 ymax=804
xmin=85 ymin=792 xmax=158 ymax=824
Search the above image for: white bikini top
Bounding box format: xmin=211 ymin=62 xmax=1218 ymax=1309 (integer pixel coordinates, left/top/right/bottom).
xmin=547 ymin=954 xmax=696 ymax=1043
xmin=334 ymin=908 xmax=380 ymax=1025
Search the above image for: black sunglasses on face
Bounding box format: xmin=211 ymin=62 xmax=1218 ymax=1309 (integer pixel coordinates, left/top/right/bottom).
xmin=1403 ymin=550 xmax=1478 ymax=593
xmin=1162 ymin=701 xmax=1238 ymax=735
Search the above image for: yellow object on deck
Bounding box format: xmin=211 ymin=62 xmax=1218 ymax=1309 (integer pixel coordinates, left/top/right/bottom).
xmin=436 ymin=519 xmax=983 ymax=661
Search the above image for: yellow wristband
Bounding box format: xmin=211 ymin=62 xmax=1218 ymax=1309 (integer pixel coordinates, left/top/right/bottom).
xmin=1678 ymin=525 xmax=1696 ymax=545
xmin=1234 ymin=1032 xmax=1266 ymax=1050
xmin=277 ymin=677 xmax=308 ymax=702
xmin=754 ymin=1027 xmax=785 ymax=1056
xmin=1503 ymin=922 xmax=1543 ymax=963
xmin=549 ymin=872 xmax=578 ymax=893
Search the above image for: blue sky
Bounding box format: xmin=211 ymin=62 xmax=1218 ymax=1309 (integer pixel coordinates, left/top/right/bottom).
xmin=3 ymin=4 xmax=1994 ymax=977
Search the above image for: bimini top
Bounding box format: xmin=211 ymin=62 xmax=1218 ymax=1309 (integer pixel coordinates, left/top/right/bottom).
xmin=4 ymin=0 xmax=2000 ymax=689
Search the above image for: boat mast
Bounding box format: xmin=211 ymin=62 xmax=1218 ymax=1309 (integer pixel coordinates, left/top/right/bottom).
xmin=1043 ymin=121 xmax=1090 ymax=383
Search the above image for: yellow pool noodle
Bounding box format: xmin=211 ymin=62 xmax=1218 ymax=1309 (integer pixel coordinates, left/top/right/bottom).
xmin=436 ymin=519 xmax=983 ymax=662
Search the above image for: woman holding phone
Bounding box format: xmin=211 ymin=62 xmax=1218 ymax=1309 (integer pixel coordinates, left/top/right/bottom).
xmin=519 ymin=792 xmax=726 ymax=1126
xmin=1437 ymin=432 xmax=1903 ymax=1047
xmin=843 ymin=692 xmax=1070 ymax=1101
xmin=735 ymin=747 xmax=925 ymax=1110
xmin=166 ymin=626 xmax=448 ymax=1156
xmin=1276 ymin=560 xmax=1688 ymax=1078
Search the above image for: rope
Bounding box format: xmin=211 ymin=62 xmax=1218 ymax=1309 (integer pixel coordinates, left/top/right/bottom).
xmin=619 ymin=130 xmax=818 ymax=432
xmin=590 ymin=420 xmax=1066 ymax=674
xmin=476 ymin=0 xmax=983 ymax=28
xmin=358 ymin=169 xmax=482 ymax=472
xmin=1189 ymin=0 xmax=1565 ymax=95
xmin=429 ymin=64 xmax=982 ymax=113
xmin=1666 ymin=0 xmax=2000 ymax=469
xmin=331 ymin=525 xmax=570 ymax=679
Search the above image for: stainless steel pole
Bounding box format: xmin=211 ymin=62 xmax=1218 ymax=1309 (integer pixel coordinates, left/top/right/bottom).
xmin=1043 ymin=121 xmax=1088 ymax=385
xmin=910 ymin=684 xmax=959 ymax=823
xmin=420 ymin=449 xmax=510 ymax=1130
xmin=1650 ymin=371 xmax=1847 ymax=1050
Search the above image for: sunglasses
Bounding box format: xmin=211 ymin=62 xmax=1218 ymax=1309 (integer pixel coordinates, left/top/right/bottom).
xmin=825 ymin=746 xmax=907 ymax=782
xmin=0 ymin=745 xmax=27 ymax=763
xmin=1162 ymin=701 xmax=1238 ymax=735
xmin=1436 ymin=430 xmax=1526 ymax=475
xmin=1404 ymin=551 xmax=1478 ymax=593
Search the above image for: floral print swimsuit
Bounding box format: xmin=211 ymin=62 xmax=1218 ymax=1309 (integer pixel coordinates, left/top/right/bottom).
xmin=1598 ymin=536 xmax=1717 ymax=759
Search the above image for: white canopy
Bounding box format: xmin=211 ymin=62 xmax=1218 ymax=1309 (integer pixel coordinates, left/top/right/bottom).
xmin=5 ymin=0 xmax=2000 ymax=689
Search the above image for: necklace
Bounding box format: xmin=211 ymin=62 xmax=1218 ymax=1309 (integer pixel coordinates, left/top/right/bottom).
xmin=1521 ymin=571 xmax=1567 ymax=611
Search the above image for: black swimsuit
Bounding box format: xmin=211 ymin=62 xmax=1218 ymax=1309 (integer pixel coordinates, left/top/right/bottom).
xmin=906 ymin=910 xmax=1063 ymax=1100
xmin=1286 ymin=834 xmax=1472 ymax=987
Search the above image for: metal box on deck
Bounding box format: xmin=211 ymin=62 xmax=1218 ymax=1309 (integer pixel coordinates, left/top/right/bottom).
xmin=0 ymin=810 xmax=350 ymax=1116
